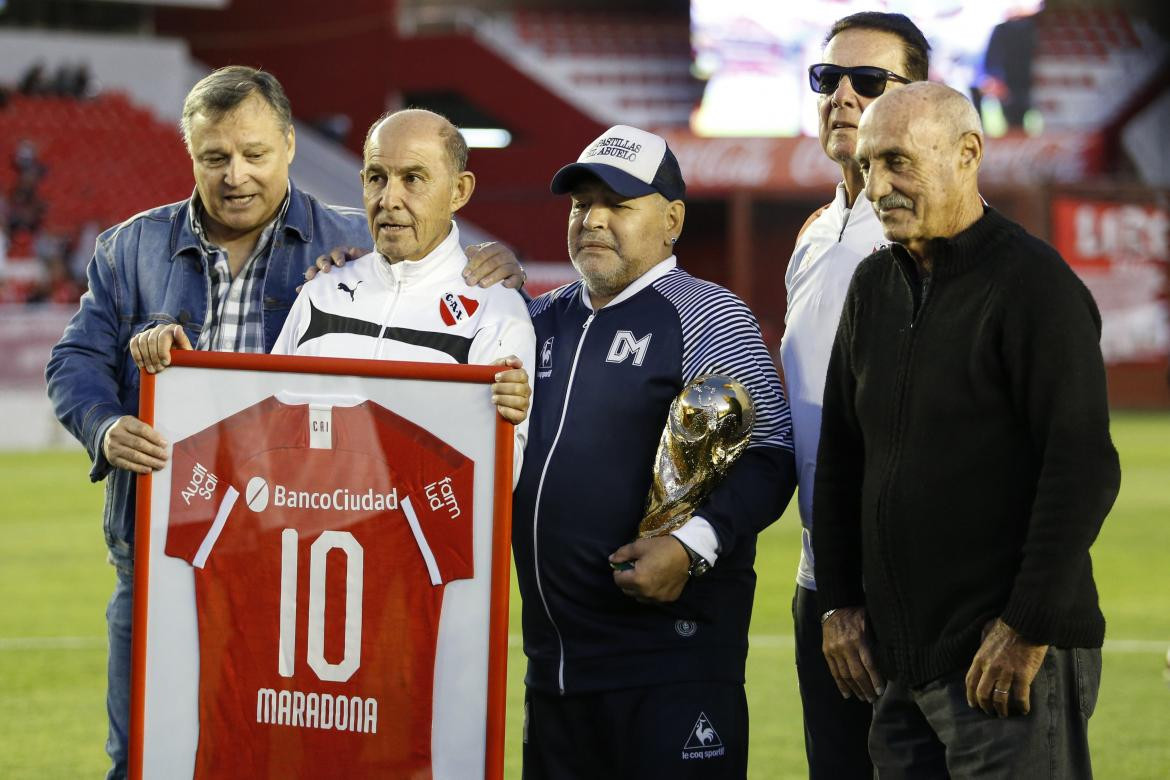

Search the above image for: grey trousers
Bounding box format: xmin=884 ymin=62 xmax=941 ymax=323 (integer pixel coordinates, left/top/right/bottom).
xmin=869 ymin=647 xmax=1101 ymax=779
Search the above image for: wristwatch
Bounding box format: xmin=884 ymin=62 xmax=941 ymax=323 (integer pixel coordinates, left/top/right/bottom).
xmin=676 ymin=539 xmax=711 ymax=578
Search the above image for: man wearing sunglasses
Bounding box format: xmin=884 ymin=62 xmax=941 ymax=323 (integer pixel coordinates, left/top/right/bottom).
xmin=777 ymin=11 xmax=929 ymax=779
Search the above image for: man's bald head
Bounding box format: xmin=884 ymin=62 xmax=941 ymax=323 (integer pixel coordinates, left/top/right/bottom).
xmin=360 ymin=108 xmax=476 ymax=263
xmin=863 ymin=81 xmax=982 ymax=149
xmin=364 ymin=108 xmax=469 ymax=174
xmin=854 ymin=81 xmax=986 ymax=261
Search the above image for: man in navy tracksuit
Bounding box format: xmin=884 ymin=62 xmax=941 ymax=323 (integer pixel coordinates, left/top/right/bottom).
xmin=513 ymin=125 xmax=797 ymax=778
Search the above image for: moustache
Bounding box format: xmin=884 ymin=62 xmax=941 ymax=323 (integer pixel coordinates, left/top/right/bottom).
xmin=877 ymin=193 xmax=914 ymax=211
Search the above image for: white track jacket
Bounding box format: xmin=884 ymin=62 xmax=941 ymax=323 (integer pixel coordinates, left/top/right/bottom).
xmin=273 ymin=222 xmax=536 ymax=475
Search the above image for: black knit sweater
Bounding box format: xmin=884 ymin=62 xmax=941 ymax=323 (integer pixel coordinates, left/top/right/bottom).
xmin=812 ymin=207 xmax=1120 ymax=686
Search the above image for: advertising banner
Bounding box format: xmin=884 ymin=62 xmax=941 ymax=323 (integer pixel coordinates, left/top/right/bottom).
xmin=1051 ymin=196 xmax=1170 ymax=365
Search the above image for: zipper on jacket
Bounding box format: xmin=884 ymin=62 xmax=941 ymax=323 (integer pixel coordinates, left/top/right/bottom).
xmin=911 ymin=273 xmax=932 ymax=328
xmin=531 ymin=309 xmax=595 ymax=694
xmin=838 ymin=206 xmax=851 ymax=242
xmin=373 ymin=278 xmax=403 ymax=360
xmin=875 ymin=260 xmax=931 ymax=662
xmin=874 ymin=341 xmax=917 ymax=665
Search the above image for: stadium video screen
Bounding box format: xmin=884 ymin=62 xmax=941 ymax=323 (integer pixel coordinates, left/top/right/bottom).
xmin=691 ymin=0 xmax=1044 ymax=137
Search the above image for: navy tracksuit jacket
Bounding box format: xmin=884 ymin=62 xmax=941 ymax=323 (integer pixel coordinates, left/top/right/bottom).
xmin=513 ymin=262 xmax=797 ymax=696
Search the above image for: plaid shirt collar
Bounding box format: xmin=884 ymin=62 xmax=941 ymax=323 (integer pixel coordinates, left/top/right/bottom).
xmin=191 ymin=187 xmax=291 ymax=353
xmin=189 ymin=187 xmax=290 ymax=257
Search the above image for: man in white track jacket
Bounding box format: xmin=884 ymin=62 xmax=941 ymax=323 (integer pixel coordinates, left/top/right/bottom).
xmin=274 ymin=109 xmax=535 ymax=469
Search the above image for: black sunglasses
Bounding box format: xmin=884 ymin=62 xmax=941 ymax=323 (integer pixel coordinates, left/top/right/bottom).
xmin=808 ymin=64 xmax=911 ymax=98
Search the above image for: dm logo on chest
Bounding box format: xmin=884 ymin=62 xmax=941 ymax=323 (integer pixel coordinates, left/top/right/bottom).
xmin=606 ymin=330 xmax=652 ymax=366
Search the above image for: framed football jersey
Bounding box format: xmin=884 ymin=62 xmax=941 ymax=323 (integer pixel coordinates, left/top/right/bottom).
xmin=130 ymin=351 xmax=514 ymax=780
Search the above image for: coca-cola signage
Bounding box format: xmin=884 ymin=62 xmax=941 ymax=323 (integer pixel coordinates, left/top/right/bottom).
xmin=788 ymin=137 xmax=842 ymax=188
xmin=665 ymin=135 xmax=783 ymax=190
xmin=981 ymin=133 xmax=1100 ymax=186
xmin=659 ymin=131 xmax=1103 ymax=193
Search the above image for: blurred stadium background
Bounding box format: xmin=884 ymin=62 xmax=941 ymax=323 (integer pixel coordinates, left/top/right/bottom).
xmin=0 ymin=0 xmax=1166 ymax=777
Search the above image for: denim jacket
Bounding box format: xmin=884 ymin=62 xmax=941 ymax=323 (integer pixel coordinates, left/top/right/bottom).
xmin=45 ymin=181 xmax=368 ymax=554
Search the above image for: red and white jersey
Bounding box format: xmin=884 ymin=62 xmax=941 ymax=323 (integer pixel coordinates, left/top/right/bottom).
xmin=166 ymin=394 xmax=474 ymax=779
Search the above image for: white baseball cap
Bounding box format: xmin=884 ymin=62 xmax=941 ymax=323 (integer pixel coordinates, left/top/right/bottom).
xmin=550 ymin=124 xmax=686 ymax=202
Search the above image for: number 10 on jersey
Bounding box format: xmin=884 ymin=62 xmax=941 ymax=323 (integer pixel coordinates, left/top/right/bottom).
xmin=278 ymin=529 xmax=364 ymax=683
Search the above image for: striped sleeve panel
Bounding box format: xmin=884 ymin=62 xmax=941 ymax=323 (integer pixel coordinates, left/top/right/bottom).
xmin=654 ymin=269 xmax=794 ymax=452
xmin=527 ymin=280 xmax=583 ymax=318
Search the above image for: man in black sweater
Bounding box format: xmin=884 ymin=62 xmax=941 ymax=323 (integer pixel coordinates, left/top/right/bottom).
xmin=812 ymin=81 xmax=1120 ymax=777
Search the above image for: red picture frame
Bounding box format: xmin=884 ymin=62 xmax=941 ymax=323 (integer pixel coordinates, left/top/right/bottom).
xmin=130 ymin=350 xmax=513 ymax=779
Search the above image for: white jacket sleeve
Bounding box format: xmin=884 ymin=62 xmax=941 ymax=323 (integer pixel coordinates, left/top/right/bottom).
xmin=468 ymin=288 xmax=536 ymax=485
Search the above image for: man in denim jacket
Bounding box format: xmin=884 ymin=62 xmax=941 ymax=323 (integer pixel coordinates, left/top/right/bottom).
xmin=45 ymin=66 xmax=520 ymax=779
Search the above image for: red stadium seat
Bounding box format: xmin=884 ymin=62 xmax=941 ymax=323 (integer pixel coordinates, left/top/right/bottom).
xmin=0 ymin=91 xmax=191 ymax=301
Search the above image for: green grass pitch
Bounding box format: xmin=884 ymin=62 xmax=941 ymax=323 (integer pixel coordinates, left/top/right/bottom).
xmin=2 ymin=412 xmax=1167 ymax=778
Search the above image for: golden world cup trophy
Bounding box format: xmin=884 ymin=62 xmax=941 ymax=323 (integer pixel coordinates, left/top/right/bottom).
xmin=638 ymin=373 xmax=755 ymax=539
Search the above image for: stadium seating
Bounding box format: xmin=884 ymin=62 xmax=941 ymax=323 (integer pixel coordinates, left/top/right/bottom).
xmin=1032 ymin=11 xmax=1167 ymax=129
xmin=0 ymin=91 xmax=191 ymax=238
xmin=480 ymin=9 xmax=702 ymax=129
xmin=0 ymin=91 xmax=191 ymax=301
xmin=511 ymin=10 xmax=691 ymax=57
